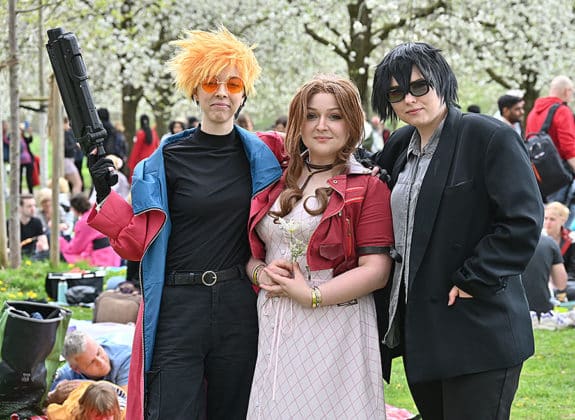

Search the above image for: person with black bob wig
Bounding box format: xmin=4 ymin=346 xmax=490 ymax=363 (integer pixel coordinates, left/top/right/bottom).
xmin=369 ymin=42 xmax=544 ymax=419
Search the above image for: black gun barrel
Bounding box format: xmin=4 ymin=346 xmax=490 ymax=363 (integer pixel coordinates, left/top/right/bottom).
xmin=46 ymin=27 xmax=107 ymax=155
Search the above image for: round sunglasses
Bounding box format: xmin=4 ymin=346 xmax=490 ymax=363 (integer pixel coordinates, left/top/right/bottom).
xmin=387 ymin=80 xmax=431 ymax=103
xmin=201 ymin=76 xmax=244 ymax=94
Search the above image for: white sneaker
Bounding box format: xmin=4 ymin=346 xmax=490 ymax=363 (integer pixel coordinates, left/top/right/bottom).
xmin=536 ymin=311 xmax=575 ymax=330
xmin=554 ymin=312 xmax=575 ymax=329
xmin=536 ymin=312 xmax=557 ymax=330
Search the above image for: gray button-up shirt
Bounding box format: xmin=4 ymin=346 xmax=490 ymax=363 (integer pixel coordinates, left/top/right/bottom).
xmin=385 ymin=120 xmax=444 ymax=346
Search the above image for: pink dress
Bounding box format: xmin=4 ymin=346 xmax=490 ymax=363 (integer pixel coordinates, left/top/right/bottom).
xmin=59 ymin=213 xmax=121 ymax=267
xmin=247 ymin=198 xmax=385 ymax=419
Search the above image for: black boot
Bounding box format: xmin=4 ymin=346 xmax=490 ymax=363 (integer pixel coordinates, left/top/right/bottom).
xmin=0 ymin=301 xmax=71 ymax=418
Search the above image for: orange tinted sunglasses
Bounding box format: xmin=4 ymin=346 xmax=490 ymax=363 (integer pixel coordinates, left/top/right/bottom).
xmin=201 ymin=76 xmax=244 ymax=94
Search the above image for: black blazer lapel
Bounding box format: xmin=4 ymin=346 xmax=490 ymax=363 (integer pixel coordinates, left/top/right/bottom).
xmin=408 ymin=107 xmax=463 ymax=288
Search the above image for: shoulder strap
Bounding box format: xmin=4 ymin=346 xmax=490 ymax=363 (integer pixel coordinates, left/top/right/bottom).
xmin=541 ymin=103 xmax=562 ymax=133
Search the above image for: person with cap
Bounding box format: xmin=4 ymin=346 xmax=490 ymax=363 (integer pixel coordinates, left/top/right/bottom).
xmin=86 ymin=26 xmax=285 ymax=419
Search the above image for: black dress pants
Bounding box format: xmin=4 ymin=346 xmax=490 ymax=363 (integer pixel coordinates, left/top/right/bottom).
xmin=20 ymin=162 xmax=34 ymax=193
xmin=408 ymin=363 xmax=523 ymax=420
xmin=145 ymin=278 xmax=258 ymax=420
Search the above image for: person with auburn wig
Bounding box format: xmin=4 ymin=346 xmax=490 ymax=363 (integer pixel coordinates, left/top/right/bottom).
xmin=246 ymin=74 xmax=394 ymax=417
xmin=87 ymin=26 xmax=286 ymax=419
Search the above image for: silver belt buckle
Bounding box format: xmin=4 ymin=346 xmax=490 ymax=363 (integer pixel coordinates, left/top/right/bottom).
xmin=201 ymin=270 xmax=217 ymax=286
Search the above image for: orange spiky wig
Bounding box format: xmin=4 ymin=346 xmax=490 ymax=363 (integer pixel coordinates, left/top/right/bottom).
xmin=168 ymin=26 xmax=261 ymax=98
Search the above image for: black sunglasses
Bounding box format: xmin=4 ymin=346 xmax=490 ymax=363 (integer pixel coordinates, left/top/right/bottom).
xmin=387 ymin=80 xmax=431 ymax=103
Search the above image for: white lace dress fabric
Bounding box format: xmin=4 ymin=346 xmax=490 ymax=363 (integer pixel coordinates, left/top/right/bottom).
xmin=247 ymin=197 xmax=385 ymax=419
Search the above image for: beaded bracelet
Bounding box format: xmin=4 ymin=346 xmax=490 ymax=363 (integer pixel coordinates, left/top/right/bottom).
xmin=251 ymin=263 xmax=266 ymax=286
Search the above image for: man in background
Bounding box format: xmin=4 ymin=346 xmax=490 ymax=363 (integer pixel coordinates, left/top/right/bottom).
xmin=497 ymin=94 xmax=525 ymax=137
xmin=47 ymin=330 xmax=131 ymax=405
xmin=17 ymin=193 xmax=48 ymax=258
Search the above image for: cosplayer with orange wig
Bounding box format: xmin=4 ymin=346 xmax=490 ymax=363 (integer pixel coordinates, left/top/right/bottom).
xmin=87 ymin=26 xmax=285 ymax=419
xmin=169 ymin=26 xmax=260 ymax=100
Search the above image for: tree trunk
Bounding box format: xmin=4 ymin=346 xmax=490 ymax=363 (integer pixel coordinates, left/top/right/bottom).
xmin=37 ymin=0 xmax=48 ymax=187
xmin=49 ymin=77 xmax=62 ymax=267
xmin=8 ymin=0 xmax=21 ymax=268
xmin=122 ymin=83 xmax=143 ymax=156
xmin=347 ymin=0 xmax=373 ymax=113
xmin=348 ymin=62 xmax=370 ymax=114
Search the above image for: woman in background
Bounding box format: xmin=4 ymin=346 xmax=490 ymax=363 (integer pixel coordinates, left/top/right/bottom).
xmin=128 ymin=114 xmax=159 ymax=179
xmin=59 ymin=193 xmax=121 ymax=267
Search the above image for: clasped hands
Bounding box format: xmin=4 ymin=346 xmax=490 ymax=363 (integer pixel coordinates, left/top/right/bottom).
xmin=259 ymin=259 xmax=312 ymax=307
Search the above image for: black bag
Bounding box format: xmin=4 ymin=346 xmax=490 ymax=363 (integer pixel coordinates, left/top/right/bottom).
xmin=65 ymin=285 xmax=99 ymax=304
xmin=526 ymin=103 xmax=574 ymax=197
xmin=44 ymin=271 xmax=104 ymax=301
xmin=0 ymin=301 xmax=71 ymax=418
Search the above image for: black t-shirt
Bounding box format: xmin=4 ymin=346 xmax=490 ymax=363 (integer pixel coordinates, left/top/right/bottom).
xmin=521 ymin=235 xmax=563 ymax=314
xmin=20 ymin=217 xmax=45 ymax=256
xmin=163 ymin=128 xmax=252 ymax=272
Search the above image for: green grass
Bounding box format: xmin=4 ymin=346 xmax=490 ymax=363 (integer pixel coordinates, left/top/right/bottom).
xmin=385 ymin=329 xmax=575 ymax=419
xmin=1 ymin=260 xmax=573 ymax=417
xmin=0 ymin=259 xmax=119 ymax=321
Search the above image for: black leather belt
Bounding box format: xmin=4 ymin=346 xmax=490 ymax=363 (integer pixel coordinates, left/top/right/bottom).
xmin=165 ymin=265 xmax=246 ymax=287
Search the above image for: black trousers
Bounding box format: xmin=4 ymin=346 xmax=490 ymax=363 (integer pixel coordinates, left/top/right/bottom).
xmin=408 ymin=364 xmax=523 ymax=420
xmin=145 ymin=278 xmax=258 ymax=420
xmin=20 ymin=162 xmax=34 ymax=193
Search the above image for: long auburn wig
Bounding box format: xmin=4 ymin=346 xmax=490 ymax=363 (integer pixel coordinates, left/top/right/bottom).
xmin=168 ymin=26 xmax=261 ymax=98
xmin=271 ymin=74 xmax=365 ymax=218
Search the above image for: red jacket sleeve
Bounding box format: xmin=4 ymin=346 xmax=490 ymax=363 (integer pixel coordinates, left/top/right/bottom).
xmin=256 ymin=131 xmax=289 ymax=168
xmin=355 ymin=176 xmax=394 ymax=250
xmin=87 ymin=191 xmax=166 ymax=261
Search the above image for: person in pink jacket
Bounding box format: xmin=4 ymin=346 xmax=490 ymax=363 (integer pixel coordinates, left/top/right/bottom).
xmin=59 ymin=193 xmax=121 ymax=267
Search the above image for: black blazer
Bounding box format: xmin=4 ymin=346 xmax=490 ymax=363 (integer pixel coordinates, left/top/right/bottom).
xmin=375 ymin=107 xmax=543 ymax=383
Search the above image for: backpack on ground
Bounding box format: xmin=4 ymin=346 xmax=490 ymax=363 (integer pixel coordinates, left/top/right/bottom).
xmin=93 ymin=288 xmax=141 ymax=324
xmin=525 ymin=103 xmax=574 ymax=197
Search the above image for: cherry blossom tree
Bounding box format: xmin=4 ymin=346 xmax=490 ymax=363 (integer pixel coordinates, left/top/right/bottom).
xmin=284 ymin=0 xmax=448 ymax=111
xmin=443 ymin=0 xmax=575 ymax=115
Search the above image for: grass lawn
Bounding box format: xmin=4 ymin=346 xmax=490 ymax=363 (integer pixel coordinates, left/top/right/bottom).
xmin=1 ymin=260 xmax=573 ymax=418
xmin=385 ymin=329 xmax=575 ymax=419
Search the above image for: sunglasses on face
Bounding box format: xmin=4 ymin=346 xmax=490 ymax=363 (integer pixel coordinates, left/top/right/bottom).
xmin=387 ymin=79 xmax=431 ymax=103
xmin=201 ymin=76 xmax=244 ymax=94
